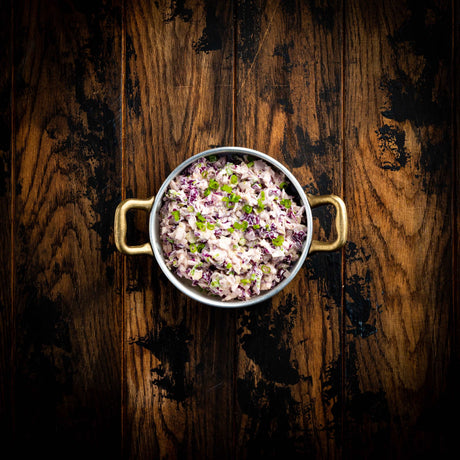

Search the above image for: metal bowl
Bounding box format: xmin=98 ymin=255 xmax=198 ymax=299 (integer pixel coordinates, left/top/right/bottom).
xmin=114 ymin=147 xmax=347 ymax=308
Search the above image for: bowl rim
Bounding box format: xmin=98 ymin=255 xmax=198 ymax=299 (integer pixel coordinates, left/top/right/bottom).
xmin=149 ymin=146 xmax=313 ymax=308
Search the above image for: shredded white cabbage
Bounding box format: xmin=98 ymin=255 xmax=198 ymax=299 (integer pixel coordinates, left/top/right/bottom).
xmin=159 ymin=155 xmax=308 ymax=300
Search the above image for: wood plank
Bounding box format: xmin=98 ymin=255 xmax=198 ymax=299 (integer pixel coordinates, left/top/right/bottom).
xmin=123 ymin=1 xmax=234 ymax=458
xmin=343 ymin=0 xmax=453 ymax=456
xmin=0 ymin=0 xmax=12 ymax=447
xmin=452 ymin=0 xmax=460 ymax=456
xmin=235 ymin=0 xmax=343 ymax=457
xmin=455 ymin=0 xmax=460 ymax=355
xmin=13 ymin=1 xmax=122 ymax=456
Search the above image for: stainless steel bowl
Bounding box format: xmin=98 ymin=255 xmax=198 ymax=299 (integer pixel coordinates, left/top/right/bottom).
xmin=114 ymin=147 xmax=347 ymax=308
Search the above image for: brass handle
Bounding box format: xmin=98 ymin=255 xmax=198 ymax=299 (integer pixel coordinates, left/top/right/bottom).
xmin=114 ymin=197 xmax=155 ymax=256
xmin=307 ymin=194 xmax=348 ymax=253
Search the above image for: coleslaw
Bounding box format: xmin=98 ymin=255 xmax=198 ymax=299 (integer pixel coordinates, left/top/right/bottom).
xmin=159 ymin=154 xmax=308 ymax=300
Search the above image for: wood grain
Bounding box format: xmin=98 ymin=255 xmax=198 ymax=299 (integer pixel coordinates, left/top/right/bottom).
xmin=12 ymin=0 xmax=122 ymax=456
xmin=123 ymin=1 xmax=235 ymax=458
xmin=0 ymin=0 xmax=12 ymax=447
xmin=455 ymin=0 xmax=460 ymax=359
xmin=452 ymin=1 xmax=460 ymax=456
xmin=235 ymin=0 xmax=343 ymax=457
xmin=343 ymin=0 xmax=453 ymax=456
xmin=0 ymin=1 xmax=458 ymax=458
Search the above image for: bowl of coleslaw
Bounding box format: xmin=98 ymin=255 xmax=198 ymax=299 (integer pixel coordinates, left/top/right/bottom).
xmin=114 ymin=147 xmax=347 ymax=308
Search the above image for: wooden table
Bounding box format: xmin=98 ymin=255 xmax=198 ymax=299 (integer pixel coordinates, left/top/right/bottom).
xmin=1 ymin=0 xmax=458 ymax=458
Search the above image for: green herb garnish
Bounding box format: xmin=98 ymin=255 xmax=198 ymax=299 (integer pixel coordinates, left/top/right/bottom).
xmin=280 ymin=199 xmax=291 ymax=209
xmin=196 ymin=222 xmax=206 ymax=231
xmin=196 ymin=212 xmax=206 ymax=222
xmin=230 ymin=174 xmax=238 ymax=184
xmin=172 ymin=210 xmax=180 ymax=221
xmin=243 ymin=204 xmax=252 ymax=214
xmin=256 ymin=199 xmax=264 ymax=212
xmin=272 ymin=235 xmax=285 ymax=246
xmin=221 ymin=184 xmax=232 ymax=193
xmin=209 ymin=179 xmax=219 ymax=189
xmin=229 ymin=193 xmax=241 ymax=203
xmin=261 ymin=265 xmax=271 ymax=274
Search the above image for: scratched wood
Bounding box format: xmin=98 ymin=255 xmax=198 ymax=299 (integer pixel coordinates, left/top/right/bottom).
xmin=452 ymin=1 xmax=460 ymax=456
xmin=12 ymin=0 xmax=122 ymax=456
xmin=123 ymin=0 xmax=234 ymax=458
xmin=1 ymin=1 xmax=459 ymax=458
xmin=235 ymin=0 xmax=343 ymax=457
xmin=456 ymin=0 xmax=460 ymax=382
xmin=343 ymin=0 xmax=454 ymax=456
xmin=0 ymin=0 xmax=12 ymax=446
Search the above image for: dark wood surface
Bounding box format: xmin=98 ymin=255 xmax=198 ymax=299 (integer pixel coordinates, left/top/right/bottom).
xmin=0 ymin=0 xmax=458 ymax=458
